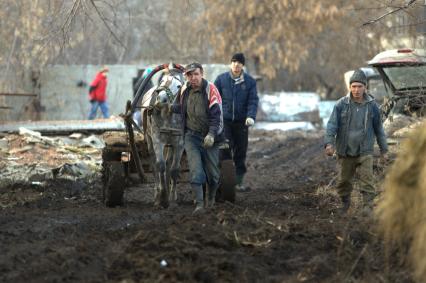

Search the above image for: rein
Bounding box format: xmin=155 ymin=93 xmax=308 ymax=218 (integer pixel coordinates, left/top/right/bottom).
xmin=155 ymin=86 xmax=175 ymax=103
xmin=145 ymin=87 xmax=174 ymax=117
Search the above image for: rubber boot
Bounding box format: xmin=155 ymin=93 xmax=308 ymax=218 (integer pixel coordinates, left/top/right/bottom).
xmin=340 ymin=195 xmax=351 ymax=213
xmin=362 ymin=192 xmax=375 ymax=205
xmin=236 ymin=174 xmax=243 ymax=186
xmin=361 ymin=192 xmax=375 ymax=216
xmin=207 ymin=184 xmax=218 ymax=208
xmin=236 ymin=174 xmax=250 ymax=192
xmin=191 ymin=184 xmax=204 ymax=214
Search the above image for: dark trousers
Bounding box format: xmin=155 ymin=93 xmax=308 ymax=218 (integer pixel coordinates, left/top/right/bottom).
xmin=223 ymin=121 xmax=248 ymax=177
xmin=336 ymin=155 xmax=375 ymax=197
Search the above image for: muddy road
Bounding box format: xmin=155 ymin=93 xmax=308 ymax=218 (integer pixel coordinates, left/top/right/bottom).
xmin=0 ymin=129 xmax=413 ymax=282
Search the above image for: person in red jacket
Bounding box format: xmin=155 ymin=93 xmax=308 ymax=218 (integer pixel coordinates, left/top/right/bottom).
xmin=88 ymin=66 xmax=110 ymax=119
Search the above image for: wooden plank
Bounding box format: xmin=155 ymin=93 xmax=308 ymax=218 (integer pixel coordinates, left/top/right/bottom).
xmin=0 ymin=93 xmax=37 ymax=97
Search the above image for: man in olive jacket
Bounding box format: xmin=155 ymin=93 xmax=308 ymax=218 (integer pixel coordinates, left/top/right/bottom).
xmin=324 ymin=69 xmax=388 ymax=213
xmin=171 ymin=62 xmax=224 ymax=213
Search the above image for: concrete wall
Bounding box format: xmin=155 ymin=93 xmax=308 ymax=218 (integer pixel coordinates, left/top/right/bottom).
xmin=39 ymin=63 xmax=230 ymax=121
xmin=40 ymin=65 xmax=142 ymax=120
xmin=1 ymin=63 xmax=230 ymax=122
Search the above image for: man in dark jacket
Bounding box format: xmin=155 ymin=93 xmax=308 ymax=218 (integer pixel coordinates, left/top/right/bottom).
xmin=214 ymin=53 xmax=259 ymax=192
xmin=88 ymin=66 xmax=110 ymax=119
xmin=324 ymin=69 xmax=388 ymax=213
xmin=171 ymin=62 xmax=224 ymax=213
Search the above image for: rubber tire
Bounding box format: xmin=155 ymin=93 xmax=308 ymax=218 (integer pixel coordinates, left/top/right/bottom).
xmin=217 ymin=159 xmax=236 ymax=203
xmin=103 ymin=161 xmax=125 ymax=207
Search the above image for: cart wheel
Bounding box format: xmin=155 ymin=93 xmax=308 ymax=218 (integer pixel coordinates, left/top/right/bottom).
xmin=217 ymin=159 xmax=236 ymax=203
xmin=102 ymin=148 xmax=121 ymax=162
xmin=103 ymin=161 xmax=125 ymax=207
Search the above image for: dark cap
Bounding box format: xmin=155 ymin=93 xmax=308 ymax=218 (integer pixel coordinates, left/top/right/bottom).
xmin=231 ymin=53 xmax=245 ymax=65
xmin=349 ymin=69 xmax=367 ymax=86
xmin=184 ymin=62 xmax=203 ymax=74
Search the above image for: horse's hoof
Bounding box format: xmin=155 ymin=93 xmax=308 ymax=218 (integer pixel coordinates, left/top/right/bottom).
xmin=169 ymin=202 xmax=178 ymax=209
xmin=160 ymin=201 xmax=169 ymax=209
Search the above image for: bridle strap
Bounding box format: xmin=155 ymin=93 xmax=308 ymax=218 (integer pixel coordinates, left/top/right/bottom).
xmin=155 ymin=86 xmax=175 ymax=103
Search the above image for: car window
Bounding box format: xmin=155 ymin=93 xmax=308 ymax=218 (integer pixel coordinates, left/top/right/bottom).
xmin=383 ymin=65 xmax=426 ymax=89
xmin=368 ymin=78 xmax=387 ymax=102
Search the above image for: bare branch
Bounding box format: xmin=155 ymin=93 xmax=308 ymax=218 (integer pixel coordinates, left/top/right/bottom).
xmin=89 ymin=0 xmax=127 ymax=50
xmin=362 ymin=0 xmax=418 ymax=26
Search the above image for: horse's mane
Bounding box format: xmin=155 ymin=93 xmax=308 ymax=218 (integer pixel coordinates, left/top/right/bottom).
xmin=140 ymin=88 xmax=156 ymax=108
xmin=157 ymin=69 xmax=184 ymax=85
xmin=140 ymin=69 xmax=184 ymax=109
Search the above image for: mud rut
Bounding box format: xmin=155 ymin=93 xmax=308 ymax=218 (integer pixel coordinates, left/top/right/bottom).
xmin=0 ymin=129 xmax=414 ymax=282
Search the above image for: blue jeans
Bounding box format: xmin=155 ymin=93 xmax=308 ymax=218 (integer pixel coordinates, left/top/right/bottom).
xmin=184 ymin=131 xmax=220 ymax=188
xmin=88 ymin=101 xmax=110 ymax=119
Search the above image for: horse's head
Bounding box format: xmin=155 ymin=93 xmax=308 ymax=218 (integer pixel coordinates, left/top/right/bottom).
xmin=154 ymin=70 xmax=184 ymax=109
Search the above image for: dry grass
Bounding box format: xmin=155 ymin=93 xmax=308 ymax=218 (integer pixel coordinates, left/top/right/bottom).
xmin=376 ymin=122 xmax=426 ymax=282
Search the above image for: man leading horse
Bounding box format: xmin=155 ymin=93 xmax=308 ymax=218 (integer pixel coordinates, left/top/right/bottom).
xmin=171 ymin=62 xmax=224 ymax=214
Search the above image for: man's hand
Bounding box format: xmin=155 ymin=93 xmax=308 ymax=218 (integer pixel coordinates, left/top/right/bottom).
xmin=325 ymin=144 xmax=334 ymax=156
xmin=203 ymin=133 xmax=215 ymax=148
xmin=245 ymin=117 xmax=255 ymax=127
xmin=89 ymin=86 xmax=96 ymax=94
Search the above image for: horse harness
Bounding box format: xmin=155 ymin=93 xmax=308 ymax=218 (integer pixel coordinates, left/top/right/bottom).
xmin=143 ymin=75 xmax=182 ymax=136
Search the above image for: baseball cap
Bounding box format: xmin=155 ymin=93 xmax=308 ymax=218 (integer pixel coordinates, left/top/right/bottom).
xmin=184 ymin=62 xmax=203 ymax=74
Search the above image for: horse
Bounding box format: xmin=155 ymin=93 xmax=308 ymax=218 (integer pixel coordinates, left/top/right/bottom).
xmin=140 ymin=68 xmax=185 ymax=208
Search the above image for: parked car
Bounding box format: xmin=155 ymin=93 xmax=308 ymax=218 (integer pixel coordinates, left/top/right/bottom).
xmin=368 ymin=48 xmax=426 ymax=118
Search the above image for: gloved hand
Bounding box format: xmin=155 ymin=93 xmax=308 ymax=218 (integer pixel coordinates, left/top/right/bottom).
xmin=245 ymin=117 xmax=255 ymax=127
xmin=203 ymin=133 xmax=215 ymax=148
xmin=325 ymin=144 xmax=334 ymax=156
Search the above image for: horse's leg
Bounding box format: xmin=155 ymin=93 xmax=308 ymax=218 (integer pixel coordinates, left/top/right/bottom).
xmin=165 ymin=147 xmax=174 ymax=203
xmin=169 ymin=143 xmax=184 ymax=206
xmin=152 ymin=138 xmax=168 ymax=208
xmin=146 ymin=134 xmax=161 ymax=206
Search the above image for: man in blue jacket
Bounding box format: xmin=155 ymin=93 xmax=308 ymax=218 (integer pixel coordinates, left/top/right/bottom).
xmin=324 ymin=69 xmax=388 ymax=213
xmin=214 ymin=53 xmax=259 ymax=192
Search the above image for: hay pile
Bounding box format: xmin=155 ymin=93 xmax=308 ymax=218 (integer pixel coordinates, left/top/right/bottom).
xmin=383 ymin=114 xmax=421 ymax=137
xmin=377 ymin=122 xmax=426 ymax=282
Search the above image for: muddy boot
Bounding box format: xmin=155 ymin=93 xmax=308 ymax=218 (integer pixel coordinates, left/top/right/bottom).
xmin=236 ymin=184 xmax=251 ymax=192
xmin=207 ymin=185 xmax=218 ymax=208
xmin=193 ymin=203 xmax=204 ymax=214
xmin=361 ymin=192 xmax=375 ymax=216
xmin=340 ymin=195 xmax=351 ymax=213
xmin=191 ymin=184 xmax=204 ymax=214
xmin=362 ymin=192 xmax=375 ymax=205
xmin=235 ymin=174 xmax=251 ymax=192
